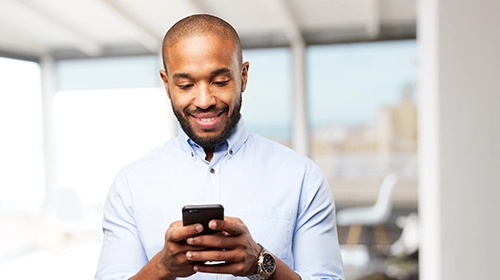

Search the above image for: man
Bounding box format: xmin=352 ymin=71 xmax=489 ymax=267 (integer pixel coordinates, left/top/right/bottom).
xmin=95 ymin=14 xmax=344 ymax=280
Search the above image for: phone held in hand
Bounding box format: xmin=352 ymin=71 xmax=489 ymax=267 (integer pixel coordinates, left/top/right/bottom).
xmin=182 ymin=204 xmax=224 ymax=235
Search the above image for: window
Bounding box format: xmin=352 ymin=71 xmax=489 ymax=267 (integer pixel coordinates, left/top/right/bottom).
xmin=53 ymin=88 xmax=171 ymax=204
xmin=0 ymin=57 xmax=44 ymax=210
xmin=241 ymin=48 xmax=292 ymax=145
xmin=307 ymin=40 xmax=418 ymax=207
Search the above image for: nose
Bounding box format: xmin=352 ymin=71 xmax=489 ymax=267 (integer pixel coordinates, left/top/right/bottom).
xmin=193 ymin=83 xmax=216 ymax=109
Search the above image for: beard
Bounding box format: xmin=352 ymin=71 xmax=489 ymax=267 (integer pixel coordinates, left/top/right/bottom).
xmin=171 ymin=95 xmax=242 ymax=149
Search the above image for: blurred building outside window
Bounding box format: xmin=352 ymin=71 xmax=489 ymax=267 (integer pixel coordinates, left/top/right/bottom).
xmin=307 ymin=40 xmax=418 ymax=209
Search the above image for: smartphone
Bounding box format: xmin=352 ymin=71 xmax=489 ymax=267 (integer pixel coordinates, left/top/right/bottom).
xmin=182 ymin=204 xmax=224 ymax=235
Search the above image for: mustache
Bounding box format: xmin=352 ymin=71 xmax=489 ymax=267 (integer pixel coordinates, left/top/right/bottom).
xmin=184 ymin=104 xmax=229 ymax=115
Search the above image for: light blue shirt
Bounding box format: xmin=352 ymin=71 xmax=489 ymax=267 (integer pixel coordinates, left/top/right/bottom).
xmin=95 ymin=118 xmax=344 ymax=280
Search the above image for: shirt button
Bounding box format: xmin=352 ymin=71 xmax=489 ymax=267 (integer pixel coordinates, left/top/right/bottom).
xmin=229 ymin=149 xmax=233 ymax=155
xmin=190 ymin=152 xmax=194 ymax=157
xmin=210 ymin=168 xmax=215 ymax=174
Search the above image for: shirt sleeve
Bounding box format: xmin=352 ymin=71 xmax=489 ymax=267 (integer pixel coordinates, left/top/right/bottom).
xmin=95 ymin=170 xmax=149 ymax=280
xmin=293 ymin=161 xmax=345 ymax=280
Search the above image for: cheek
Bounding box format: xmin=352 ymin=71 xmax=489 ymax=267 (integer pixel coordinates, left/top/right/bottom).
xmin=170 ymin=94 xmax=190 ymax=111
xmin=228 ymin=94 xmax=242 ymax=113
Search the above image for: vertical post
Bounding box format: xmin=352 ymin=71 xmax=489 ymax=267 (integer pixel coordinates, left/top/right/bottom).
xmin=366 ymin=0 xmax=380 ymax=39
xmin=419 ymin=0 xmax=500 ymax=279
xmin=40 ymin=54 xmax=57 ymax=207
xmin=418 ymin=0 xmax=441 ymax=279
xmin=291 ymin=39 xmax=309 ymax=157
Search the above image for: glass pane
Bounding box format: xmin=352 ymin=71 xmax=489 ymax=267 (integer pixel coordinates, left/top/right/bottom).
xmin=53 ymin=88 xmax=171 ymax=204
xmin=0 ymin=58 xmax=44 ymax=209
xmin=57 ymin=56 xmax=162 ymax=90
xmin=307 ymin=41 xmax=419 ymax=278
xmin=0 ymin=57 xmax=44 ymax=265
xmin=241 ymin=48 xmax=291 ymax=146
xmin=307 ymin=40 xmax=418 ymax=207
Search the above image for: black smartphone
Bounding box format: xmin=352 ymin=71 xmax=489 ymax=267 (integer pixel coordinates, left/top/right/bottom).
xmin=182 ymin=204 xmax=224 ymax=235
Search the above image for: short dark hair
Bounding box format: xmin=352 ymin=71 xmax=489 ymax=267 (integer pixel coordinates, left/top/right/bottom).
xmin=162 ymin=14 xmax=242 ymax=70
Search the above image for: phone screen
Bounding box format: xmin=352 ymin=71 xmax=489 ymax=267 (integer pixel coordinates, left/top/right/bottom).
xmin=182 ymin=204 xmax=224 ymax=235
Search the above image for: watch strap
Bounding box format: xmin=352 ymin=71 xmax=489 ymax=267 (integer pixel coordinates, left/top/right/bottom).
xmin=247 ymin=244 xmax=275 ymax=280
xmin=247 ymin=274 xmax=266 ymax=280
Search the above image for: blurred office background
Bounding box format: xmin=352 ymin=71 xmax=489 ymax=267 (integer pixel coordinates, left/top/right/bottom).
xmin=0 ymin=1 xmax=498 ymax=279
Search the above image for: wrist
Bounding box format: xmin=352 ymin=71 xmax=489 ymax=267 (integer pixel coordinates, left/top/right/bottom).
xmin=153 ymin=253 xmax=174 ymax=280
xmin=247 ymin=244 xmax=276 ymax=280
xmin=129 ymin=253 xmax=174 ymax=280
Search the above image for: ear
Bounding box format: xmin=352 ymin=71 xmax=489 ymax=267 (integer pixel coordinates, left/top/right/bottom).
xmin=240 ymin=62 xmax=250 ymax=92
xmin=159 ymin=69 xmax=171 ymax=98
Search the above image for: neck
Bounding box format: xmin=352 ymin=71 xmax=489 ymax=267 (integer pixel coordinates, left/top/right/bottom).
xmin=204 ymin=147 xmax=214 ymax=162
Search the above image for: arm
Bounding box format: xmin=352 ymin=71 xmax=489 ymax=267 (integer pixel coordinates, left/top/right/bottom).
xmin=130 ymin=222 xmax=205 ymax=280
xmin=95 ymin=172 xmax=206 ymax=280
xmin=183 ymin=217 xmax=301 ymax=280
xmin=292 ymin=163 xmax=344 ymax=280
xmin=95 ymin=173 xmax=150 ymax=280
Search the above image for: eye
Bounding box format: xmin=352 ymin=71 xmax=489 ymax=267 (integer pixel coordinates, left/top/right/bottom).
xmin=213 ymin=80 xmax=229 ymax=87
xmin=178 ymin=84 xmax=194 ymax=90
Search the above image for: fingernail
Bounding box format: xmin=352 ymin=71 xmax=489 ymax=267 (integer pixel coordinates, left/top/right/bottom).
xmin=186 ymin=252 xmax=192 ymax=260
xmin=193 ymin=265 xmax=199 ymax=272
xmin=187 ymin=237 xmax=193 ymax=244
xmin=195 ymin=224 xmax=203 ymax=232
xmin=209 ymin=220 xmax=216 ymax=228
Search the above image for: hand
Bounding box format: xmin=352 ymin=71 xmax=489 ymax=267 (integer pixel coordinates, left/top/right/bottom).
xmin=184 ymin=216 xmax=262 ymax=277
xmin=158 ymin=220 xmax=207 ymax=278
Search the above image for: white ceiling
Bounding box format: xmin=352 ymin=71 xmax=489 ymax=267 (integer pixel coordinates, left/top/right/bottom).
xmin=0 ymin=0 xmax=416 ymax=61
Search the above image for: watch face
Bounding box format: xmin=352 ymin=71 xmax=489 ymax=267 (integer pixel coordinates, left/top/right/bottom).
xmin=262 ymin=254 xmax=276 ymax=274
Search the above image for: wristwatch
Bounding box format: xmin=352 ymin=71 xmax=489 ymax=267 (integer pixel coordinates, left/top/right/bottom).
xmin=247 ymin=244 xmax=276 ymax=280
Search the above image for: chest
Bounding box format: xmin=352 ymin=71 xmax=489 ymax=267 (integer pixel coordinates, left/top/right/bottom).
xmin=129 ymin=157 xmax=305 ymax=266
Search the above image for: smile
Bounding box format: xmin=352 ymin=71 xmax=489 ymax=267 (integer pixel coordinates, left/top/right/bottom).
xmin=191 ymin=113 xmax=223 ymax=130
xmin=199 ymin=117 xmax=217 ymax=123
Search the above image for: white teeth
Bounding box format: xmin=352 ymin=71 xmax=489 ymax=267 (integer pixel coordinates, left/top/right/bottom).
xmin=199 ymin=117 xmax=216 ymax=123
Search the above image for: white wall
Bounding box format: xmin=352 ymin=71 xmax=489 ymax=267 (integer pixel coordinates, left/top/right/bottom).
xmin=418 ymin=0 xmax=500 ymax=279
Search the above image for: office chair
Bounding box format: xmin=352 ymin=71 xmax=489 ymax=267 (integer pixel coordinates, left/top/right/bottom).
xmin=336 ymin=173 xmax=399 ymax=251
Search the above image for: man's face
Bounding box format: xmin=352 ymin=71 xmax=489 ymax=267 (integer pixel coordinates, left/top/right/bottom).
xmin=160 ymin=35 xmax=249 ymax=148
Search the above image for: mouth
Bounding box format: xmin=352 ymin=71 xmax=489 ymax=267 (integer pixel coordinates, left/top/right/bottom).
xmin=191 ymin=112 xmax=223 ymax=130
xmin=198 ymin=116 xmax=217 ymax=123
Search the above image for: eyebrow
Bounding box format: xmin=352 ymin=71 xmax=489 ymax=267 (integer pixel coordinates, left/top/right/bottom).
xmin=172 ymin=67 xmax=232 ymax=80
xmin=211 ymin=67 xmax=231 ymax=76
xmin=172 ymin=72 xmax=190 ymax=79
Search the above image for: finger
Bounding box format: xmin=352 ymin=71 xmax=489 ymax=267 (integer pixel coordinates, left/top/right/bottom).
xmin=170 ymin=220 xmax=183 ymax=227
xmin=186 ymin=233 xmax=230 ymax=249
xmin=186 ymin=248 xmax=237 ymax=263
xmin=223 ymin=216 xmax=242 ymax=223
xmin=209 ymin=218 xmax=244 ymax=236
xmin=193 ymin=261 xmax=246 ymax=276
xmin=169 ymin=223 xmax=204 ymax=242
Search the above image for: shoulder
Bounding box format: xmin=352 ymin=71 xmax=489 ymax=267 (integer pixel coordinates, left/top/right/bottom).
xmin=247 ymin=133 xmax=293 ymax=153
xmin=246 ymin=133 xmax=320 ymax=171
xmin=118 ymin=138 xmax=179 ymax=176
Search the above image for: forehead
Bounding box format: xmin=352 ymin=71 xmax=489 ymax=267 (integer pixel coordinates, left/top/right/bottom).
xmin=165 ymin=35 xmax=238 ymax=75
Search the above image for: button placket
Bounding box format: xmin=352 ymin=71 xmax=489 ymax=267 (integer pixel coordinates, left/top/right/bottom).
xmin=208 ymin=164 xmax=220 ymax=202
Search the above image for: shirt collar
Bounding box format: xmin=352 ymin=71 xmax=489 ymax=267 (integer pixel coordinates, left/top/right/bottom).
xmin=176 ymin=117 xmax=250 ymax=158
